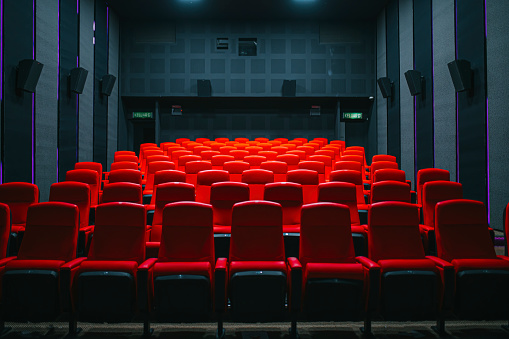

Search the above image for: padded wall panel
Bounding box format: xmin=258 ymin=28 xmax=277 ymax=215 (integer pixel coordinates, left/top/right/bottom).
xmin=399 ymin=0 xmax=415 ymax=185
xmin=93 ymin=0 xmax=108 ymax=169
xmin=2 ymin=0 xmax=33 ymax=183
xmin=376 ymin=9 xmax=387 ymax=155
xmin=57 ymin=0 xmax=78 ymax=182
xmin=456 ymin=0 xmax=487 ymax=205
xmin=386 ymin=1 xmax=401 ymax=164
xmin=413 ymin=0 xmax=434 ymax=173
xmin=432 ymin=0 xmax=456 ymax=181
xmin=487 ymin=1 xmax=509 ymax=230
xmin=35 ymin=0 xmax=58 ymax=201
xmin=107 ymin=10 xmax=119 ymax=171
xmin=79 ymin=0 xmax=94 ymax=162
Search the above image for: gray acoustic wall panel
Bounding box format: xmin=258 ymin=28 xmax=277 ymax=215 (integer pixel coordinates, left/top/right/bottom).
xmin=432 ymin=0 xmax=456 ymax=182
xmin=487 ymin=0 xmax=509 ymax=230
xmin=399 ymin=0 xmax=415 ymax=185
xmin=376 ymin=9 xmax=388 ymax=154
xmin=107 ymin=10 xmax=120 ymax=171
xmin=79 ymin=0 xmax=94 ymax=162
xmin=121 ymin=21 xmax=375 ymax=97
xmin=35 ymin=0 xmax=58 ymax=201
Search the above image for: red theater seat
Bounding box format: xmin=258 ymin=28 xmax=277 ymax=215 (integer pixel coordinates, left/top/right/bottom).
xmin=0 ymin=182 xmax=39 ymax=235
xmin=0 ymin=203 xmax=9 ymax=259
xmin=102 ymin=182 xmax=143 ymax=204
xmin=276 ymin=154 xmax=300 ymax=171
xmin=223 ymin=161 xmax=250 ymax=182
xmin=67 ymin=202 xmax=149 ymax=332
xmin=264 ymin=182 xmax=303 ymax=234
xmin=66 ymin=169 xmax=100 ymax=207
xmin=143 ymin=161 xmax=176 ymax=195
xmin=298 ymin=160 xmax=326 ymax=183
xmin=200 ymin=150 xmax=221 ymax=161
xmin=241 ymin=169 xmax=274 ymax=200
xmin=109 ymin=162 xmax=139 ymax=174
xmin=260 ymin=161 xmax=287 ymax=182
xmin=370 ymin=181 xmax=411 ymax=204
xmin=258 ymin=150 xmax=278 ymax=161
xmin=1 ymin=202 xmax=79 ymax=323
xmin=435 ymin=199 xmax=509 ymax=326
xmin=416 ymin=168 xmax=450 ymax=206
xmin=300 ymin=202 xmax=372 ymax=320
xmin=177 ymin=154 xmax=201 ymax=172
xmin=372 ymin=154 xmax=397 ymax=163
xmin=211 ymin=155 xmax=235 ymax=170
xmin=286 ymin=169 xmax=319 ymax=204
xmin=230 ymin=150 xmax=250 ymax=161
xmin=210 ymin=182 xmax=250 ymax=234
xmin=108 ymin=169 xmax=142 ymax=185
xmin=185 ymin=160 xmax=213 ymax=186
xmin=114 ymin=154 xmax=138 ymax=164
xmin=329 ymin=170 xmax=368 ymax=211
xmin=244 ymin=155 xmax=266 ymax=169
xmin=372 ymin=168 xmax=406 ymax=183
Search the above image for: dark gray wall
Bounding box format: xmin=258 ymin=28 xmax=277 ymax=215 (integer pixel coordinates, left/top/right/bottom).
xmin=376 ymin=9 xmax=387 ymax=155
xmin=107 ymin=10 xmax=120 ymax=171
xmin=120 ymin=20 xmax=375 ymax=97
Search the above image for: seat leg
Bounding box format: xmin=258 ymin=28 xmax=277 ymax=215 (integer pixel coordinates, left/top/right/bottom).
xmin=431 ymin=319 xmax=446 ymax=336
xmin=143 ymin=318 xmax=153 ymax=337
xmin=0 ymin=320 xmax=11 ymax=337
xmin=216 ymin=316 xmax=225 ymax=339
xmin=501 ymin=320 xmax=509 ymax=332
xmin=360 ymin=317 xmax=373 ymax=337
xmin=68 ymin=315 xmax=82 ymax=337
xmin=289 ymin=319 xmax=298 ymax=339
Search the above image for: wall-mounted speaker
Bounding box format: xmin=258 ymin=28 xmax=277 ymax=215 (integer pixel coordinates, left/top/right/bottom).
xmin=197 ymin=79 xmax=211 ymax=97
xmin=282 ymin=80 xmax=296 ymax=97
xmin=69 ymin=67 xmax=88 ymax=94
xmin=377 ymin=77 xmax=393 ymax=98
xmin=17 ymin=59 xmax=44 ymax=93
xmin=404 ymin=70 xmax=423 ymax=96
xmin=101 ymin=74 xmax=116 ymax=96
xmin=448 ymin=59 xmax=473 ymax=93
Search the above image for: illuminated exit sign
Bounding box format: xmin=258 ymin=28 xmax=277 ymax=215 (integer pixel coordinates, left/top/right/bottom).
xmin=132 ymin=112 xmax=153 ymax=119
xmin=342 ymin=112 xmax=363 ymax=120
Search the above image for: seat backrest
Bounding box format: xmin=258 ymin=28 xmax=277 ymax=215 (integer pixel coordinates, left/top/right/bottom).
xmin=368 ymin=201 xmax=424 ymax=262
xmin=370 ymin=181 xmax=411 ymax=204
xmin=264 ymin=182 xmax=303 ymax=226
xmin=75 ymin=162 xmax=103 ymax=183
xmin=108 ymin=169 xmax=142 ymax=185
xmin=230 ymin=201 xmax=284 ymax=262
xmin=371 ymin=161 xmax=399 ymax=177
xmin=171 ymin=150 xmax=193 ymax=165
xmin=276 ymin=154 xmax=300 ymax=170
xmin=166 ymin=146 xmax=186 ymax=158
xmin=196 ymin=170 xmax=230 ymax=203
xmin=49 ymin=182 xmax=90 ymax=229
xmin=373 ymin=168 xmax=406 ymax=183
xmin=287 ymin=150 xmax=306 ymax=161
xmin=18 ymin=202 xmax=79 ymax=262
xmin=210 ymin=142 xmax=226 ymax=151
xmin=200 ymin=150 xmax=221 ymax=161
xmin=223 ymin=161 xmax=250 ymax=182
xmin=176 ymin=137 xmax=191 ymax=144
xmin=372 ymin=154 xmax=397 ymax=163
xmin=422 ymin=181 xmax=463 ymax=227
xmin=219 ymin=146 xmax=237 ymax=155
xmin=300 ymin=202 xmax=356 ymax=268
xmin=0 ymin=182 xmax=39 ymax=227
xmin=193 ymin=145 xmax=212 ymax=156
xmin=334 ymin=160 xmax=362 ymax=172
xmin=66 ymin=169 xmax=100 ymax=206
xmin=241 ymin=169 xmax=274 ymax=200
xmin=89 ymin=202 xmax=146 ymax=264
xmin=114 ymin=155 xmax=138 ymax=164
xmin=142 ymin=149 xmax=164 ymax=173
xmin=195 ymin=137 xmax=210 ymax=143
xmin=244 ymin=155 xmax=266 ymax=168
xmin=329 ymin=170 xmax=364 ymax=206
xmin=289 ymin=140 xmax=304 ymax=147
xmin=280 ymin=143 xmax=297 ymax=151
xmin=260 ymin=161 xmax=287 ymax=182
xmin=296 ymin=145 xmax=315 ymax=158
xmin=246 ymin=146 xmax=263 ymax=155
xmin=258 ymin=151 xmax=278 ymax=161
xmin=102 ymin=182 xmax=142 ymax=204
xmin=0 ymin=203 xmax=9 ymax=259
xmin=256 ymin=143 xmax=272 ymax=151
xmin=317 ymin=182 xmax=360 ymax=226
xmin=235 ymin=137 xmax=249 ymax=143
xmin=435 ymin=199 xmax=495 ymax=262
xmin=178 ymin=154 xmax=202 ymax=171
xmin=271 ymin=146 xmax=289 ymax=155
xmin=255 ymin=137 xmax=269 ymax=142
xmin=215 ymin=137 xmax=229 ymax=143
xmin=286 ymin=169 xmax=319 ymax=204
xmin=309 ymin=154 xmax=332 ymax=167
xmin=416 ymin=168 xmax=450 ymax=205
xmin=298 ymin=161 xmax=325 ymax=183
xmin=314 ymin=149 xmax=335 ymax=159
xmin=210 ymin=182 xmax=250 ymax=227
xmin=110 ymin=161 xmax=139 ymax=172
xmin=159 ymin=202 xmax=215 ymax=266
xmin=211 ymin=155 xmax=235 ymax=169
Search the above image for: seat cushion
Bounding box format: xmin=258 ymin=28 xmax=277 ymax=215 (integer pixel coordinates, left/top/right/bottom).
xmin=5 ymin=259 xmax=65 ymax=272
xmin=452 ymin=258 xmax=509 ymax=273
xmin=230 ymin=260 xmax=287 ymax=278
xmin=283 ymin=224 xmax=300 ymax=233
xmin=78 ymin=260 xmax=138 ymax=276
xmin=213 ymin=225 xmax=231 ymax=234
xmin=378 ymin=259 xmax=437 ymax=274
xmin=153 ymin=261 xmax=212 ymax=280
xmin=305 ymin=262 xmax=364 ymax=281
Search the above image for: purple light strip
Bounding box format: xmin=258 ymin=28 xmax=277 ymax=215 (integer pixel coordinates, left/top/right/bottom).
xmin=0 ymin=0 xmax=3 ymax=102
xmin=455 ymin=0 xmax=459 ymax=183
xmin=56 ymin=0 xmax=60 ymax=181
xmin=430 ymin=1 xmax=435 ymax=168
xmin=77 ymin=0 xmax=79 ymax=14
xmin=485 ymin=0 xmax=490 ymax=223
xmin=32 ymin=0 xmax=35 ymax=184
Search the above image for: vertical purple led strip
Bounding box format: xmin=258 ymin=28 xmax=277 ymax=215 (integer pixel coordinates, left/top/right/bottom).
xmin=430 ymin=1 xmax=435 ymax=168
xmin=0 ymin=0 xmax=4 ymax=184
xmin=76 ymin=0 xmax=79 ymax=162
xmin=32 ymin=0 xmax=35 ymax=184
xmin=56 ymin=0 xmax=60 ymax=181
xmin=484 ymin=0 xmax=490 ymax=223
xmin=455 ymin=0 xmax=459 ymax=183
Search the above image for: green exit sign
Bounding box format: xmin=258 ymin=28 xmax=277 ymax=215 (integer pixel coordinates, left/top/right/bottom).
xmin=342 ymin=112 xmax=363 ymax=120
xmin=132 ymin=112 xmax=153 ymax=119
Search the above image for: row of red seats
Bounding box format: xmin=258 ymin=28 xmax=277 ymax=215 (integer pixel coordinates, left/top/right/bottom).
xmin=0 ymin=199 xmax=507 ymax=337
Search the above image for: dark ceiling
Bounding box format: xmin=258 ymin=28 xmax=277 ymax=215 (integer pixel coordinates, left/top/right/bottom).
xmin=105 ymin=0 xmax=389 ymax=21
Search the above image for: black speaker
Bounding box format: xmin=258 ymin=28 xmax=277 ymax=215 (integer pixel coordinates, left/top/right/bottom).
xmin=282 ymin=80 xmax=296 ymax=97
xmin=69 ymin=67 xmax=88 ymax=94
xmin=17 ymin=59 xmax=44 ymax=93
xmin=404 ymin=70 xmax=423 ymax=96
xmin=448 ymin=59 xmax=473 ymax=92
xmin=101 ymin=74 xmax=116 ymax=96
xmin=377 ymin=77 xmax=393 ymax=98
xmin=197 ymin=80 xmax=211 ymax=97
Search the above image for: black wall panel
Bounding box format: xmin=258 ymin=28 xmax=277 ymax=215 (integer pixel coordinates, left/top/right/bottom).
xmin=2 ymin=0 xmax=33 ymax=183
xmin=93 ymin=0 xmax=108 ymax=169
xmin=58 ymin=0 xmax=79 ymax=182
xmin=386 ymin=0 xmax=401 ymax=164
xmin=456 ymin=0 xmax=487 ymax=204
xmin=413 ymin=0 xmax=434 ymax=173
